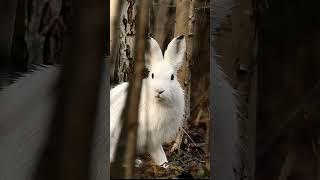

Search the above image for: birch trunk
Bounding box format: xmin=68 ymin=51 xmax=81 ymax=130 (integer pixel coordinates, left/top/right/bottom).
xmin=114 ymin=0 xmax=137 ymax=84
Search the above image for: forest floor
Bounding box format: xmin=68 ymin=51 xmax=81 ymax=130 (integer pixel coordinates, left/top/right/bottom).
xmin=134 ymin=110 xmax=210 ymax=179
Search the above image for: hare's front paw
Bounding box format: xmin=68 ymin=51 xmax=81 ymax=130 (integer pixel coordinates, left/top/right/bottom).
xmin=134 ymin=158 xmax=143 ymax=168
xmin=149 ymin=144 xmax=169 ymax=168
xmin=160 ymin=162 xmax=169 ymax=169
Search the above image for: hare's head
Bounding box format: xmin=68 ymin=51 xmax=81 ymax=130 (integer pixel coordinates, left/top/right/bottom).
xmin=144 ymin=36 xmax=186 ymax=104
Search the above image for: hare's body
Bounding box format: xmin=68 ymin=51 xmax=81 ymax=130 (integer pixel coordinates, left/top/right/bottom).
xmin=110 ymin=79 xmax=184 ymax=165
xmin=110 ymin=36 xmax=186 ymax=166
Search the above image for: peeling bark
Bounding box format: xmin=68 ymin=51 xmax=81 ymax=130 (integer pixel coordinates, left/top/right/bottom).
xmin=114 ymin=0 xmax=137 ymax=84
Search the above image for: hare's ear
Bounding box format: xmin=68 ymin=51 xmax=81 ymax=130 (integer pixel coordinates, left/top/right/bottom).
xmin=145 ymin=37 xmax=163 ymax=70
xmin=164 ymin=35 xmax=186 ymax=71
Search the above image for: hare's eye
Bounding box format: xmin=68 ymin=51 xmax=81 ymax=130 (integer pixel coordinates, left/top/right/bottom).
xmin=171 ymin=74 xmax=174 ymax=80
xmin=151 ymin=73 xmax=154 ymax=79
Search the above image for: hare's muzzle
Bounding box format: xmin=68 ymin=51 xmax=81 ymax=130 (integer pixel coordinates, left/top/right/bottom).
xmin=157 ymin=90 xmax=165 ymax=94
xmin=155 ymin=89 xmax=165 ymax=100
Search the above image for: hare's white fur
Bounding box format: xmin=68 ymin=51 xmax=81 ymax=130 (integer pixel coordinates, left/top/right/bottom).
xmin=110 ymin=36 xmax=186 ymax=166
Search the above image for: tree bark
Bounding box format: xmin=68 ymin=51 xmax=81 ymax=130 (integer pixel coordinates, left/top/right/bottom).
xmin=191 ymin=3 xmax=210 ymax=170
xmin=110 ymin=0 xmax=122 ymax=85
xmin=8 ymin=0 xmax=69 ymax=73
xmin=25 ymin=0 xmax=63 ymax=66
xmin=170 ymin=0 xmax=193 ymax=152
xmin=10 ymin=0 xmax=28 ymax=75
xmin=113 ymin=0 xmax=137 ymax=84
xmin=190 ymin=0 xmax=210 ymax=123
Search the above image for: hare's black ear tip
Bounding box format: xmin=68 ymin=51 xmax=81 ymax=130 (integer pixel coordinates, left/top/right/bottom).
xmin=176 ymin=35 xmax=185 ymax=40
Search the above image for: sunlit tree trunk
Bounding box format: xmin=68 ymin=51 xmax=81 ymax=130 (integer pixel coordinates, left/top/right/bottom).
xmin=170 ymin=0 xmax=194 ymax=153
xmin=191 ymin=0 xmax=210 ymax=169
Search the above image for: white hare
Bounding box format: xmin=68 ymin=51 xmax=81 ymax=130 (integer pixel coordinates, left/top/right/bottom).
xmin=110 ymin=36 xmax=186 ymax=167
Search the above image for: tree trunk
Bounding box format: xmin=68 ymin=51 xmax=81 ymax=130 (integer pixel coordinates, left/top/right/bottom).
xmin=110 ymin=0 xmax=122 ymax=85
xmin=150 ymin=0 xmax=176 ymax=51
xmin=9 ymin=0 xmax=69 ymax=73
xmin=0 ymin=0 xmax=18 ymax=86
xmin=10 ymin=0 xmax=28 ymax=75
xmin=113 ymin=0 xmax=137 ymax=84
xmin=191 ymin=2 xmax=210 ymax=169
xmin=25 ymin=0 xmax=64 ymax=66
xmin=170 ymin=0 xmax=193 ymax=152
xmin=190 ymin=0 xmax=210 ymax=124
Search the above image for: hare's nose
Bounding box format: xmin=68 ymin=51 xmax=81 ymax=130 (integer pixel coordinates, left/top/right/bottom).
xmin=157 ymin=90 xmax=165 ymax=94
